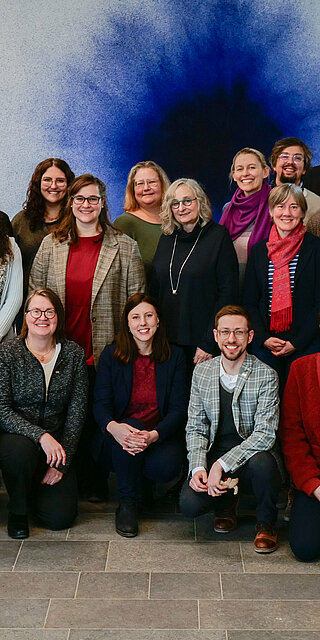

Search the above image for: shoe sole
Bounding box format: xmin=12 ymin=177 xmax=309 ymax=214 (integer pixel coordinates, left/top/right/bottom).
xmin=116 ymin=527 xmax=138 ymax=538
xmin=214 ymin=524 xmax=237 ymax=533
xmin=254 ymin=545 xmax=278 ymax=554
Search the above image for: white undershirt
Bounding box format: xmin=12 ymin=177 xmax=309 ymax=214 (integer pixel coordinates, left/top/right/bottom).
xmin=41 ymin=343 xmax=61 ymax=398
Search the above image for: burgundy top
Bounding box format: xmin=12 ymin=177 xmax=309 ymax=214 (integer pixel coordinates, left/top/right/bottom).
xmin=124 ymin=355 xmax=161 ymax=430
xmin=65 ymin=234 xmax=102 ymax=365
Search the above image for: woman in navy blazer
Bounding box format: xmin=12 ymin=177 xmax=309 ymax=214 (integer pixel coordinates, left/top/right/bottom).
xmin=93 ymin=292 xmax=188 ymax=537
xmin=243 ymin=184 xmax=320 ymax=393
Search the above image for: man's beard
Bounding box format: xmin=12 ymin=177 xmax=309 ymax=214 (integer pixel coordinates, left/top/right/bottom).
xmin=279 ymin=169 xmax=298 ymax=184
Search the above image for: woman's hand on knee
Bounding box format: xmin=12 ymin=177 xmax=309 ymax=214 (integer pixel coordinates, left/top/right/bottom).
xmin=39 ymin=433 xmax=67 ymax=467
xmin=41 ymin=467 xmax=63 ymax=485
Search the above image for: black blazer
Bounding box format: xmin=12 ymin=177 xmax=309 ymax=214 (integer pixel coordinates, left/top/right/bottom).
xmin=92 ymin=344 xmax=188 ymax=460
xmin=243 ymin=231 xmax=320 ymax=351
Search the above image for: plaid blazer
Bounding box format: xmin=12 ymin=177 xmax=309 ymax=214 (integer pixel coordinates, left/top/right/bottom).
xmin=186 ymin=353 xmax=279 ymax=474
xmin=29 ymin=228 xmax=145 ymax=366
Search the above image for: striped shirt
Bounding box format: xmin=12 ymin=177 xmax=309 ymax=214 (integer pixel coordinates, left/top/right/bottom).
xmin=268 ymin=253 xmax=299 ymax=316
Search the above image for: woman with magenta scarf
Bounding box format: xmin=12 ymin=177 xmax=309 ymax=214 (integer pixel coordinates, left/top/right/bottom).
xmin=220 ymin=147 xmax=271 ymax=292
xmin=243 ymin=183 xmax=320 ymax=394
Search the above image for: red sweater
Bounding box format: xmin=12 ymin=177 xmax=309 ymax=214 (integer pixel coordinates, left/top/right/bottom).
xmin=280 ymin=353 xmax=320 ymax=496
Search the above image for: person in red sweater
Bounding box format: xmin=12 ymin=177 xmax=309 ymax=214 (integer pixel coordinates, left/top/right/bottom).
xmin=280 ymin=352 xmax=320 ymax=561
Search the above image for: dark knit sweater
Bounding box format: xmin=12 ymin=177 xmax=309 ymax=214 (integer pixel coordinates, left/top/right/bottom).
xmin=0 ymin=338 xmax=88 ymax=472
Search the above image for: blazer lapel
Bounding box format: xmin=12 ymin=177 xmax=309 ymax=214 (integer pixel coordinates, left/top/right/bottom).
xmin=232 ymin=354 xmax=253 ymax=430
xmin=53 ymin=241 xmax=69 ymax=305
xmin=91 ymin=233 xmax=118 ymax=306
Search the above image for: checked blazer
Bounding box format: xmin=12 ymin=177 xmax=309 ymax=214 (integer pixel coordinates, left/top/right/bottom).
xmin=186 ymin=353 xmax=279 ymax=474
xmin=29 ymin=227 xmax=145 ymax=366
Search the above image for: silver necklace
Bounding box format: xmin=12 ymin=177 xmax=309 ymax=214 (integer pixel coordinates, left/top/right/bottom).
xmin=169 ymin=227 xmax=203 ymax=295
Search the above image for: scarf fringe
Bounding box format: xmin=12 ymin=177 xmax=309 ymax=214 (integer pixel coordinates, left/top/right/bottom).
xmin=270 ymin=307 xmax=292 ymax=333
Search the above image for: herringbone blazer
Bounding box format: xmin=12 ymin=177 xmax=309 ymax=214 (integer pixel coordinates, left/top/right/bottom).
xmin=29 ymin=228 xmax=145 ymax=366
xmin=186 ymin=353 xmax=279 ymax=474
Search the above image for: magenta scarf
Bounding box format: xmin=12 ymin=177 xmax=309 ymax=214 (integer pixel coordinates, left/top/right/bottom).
xmin=219 ymin=181 xmax=271 ymax=257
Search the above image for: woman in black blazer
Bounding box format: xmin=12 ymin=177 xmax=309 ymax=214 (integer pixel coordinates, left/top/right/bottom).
xmin=93 ymin=292 xmax=188 ymax=537
xmin=244 ymin=183 xmax=320 ymax=393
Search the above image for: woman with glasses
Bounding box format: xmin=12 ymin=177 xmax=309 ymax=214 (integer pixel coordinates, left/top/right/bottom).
xmin=30 ymin=174 xmax=145 ymax=497
xmin=0 ymin=288 xmax=88 ymax=539
xmin=0 ymin=226 xmax=23 ymax=342
xmin=114 ymin=161 xmax=170 ymax=287
xmin=151 ymin=178 xmax=238 ymax=375
xmin=219 ymin=148 xmax=271 ymax=293
xmin=243 ymin=183 xmax=320 ymax=393
xmin=12 ymin=158 xmax=75 ymax=313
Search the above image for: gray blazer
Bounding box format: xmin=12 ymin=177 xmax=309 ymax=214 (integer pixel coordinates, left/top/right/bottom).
xmin=186 ymin=353 xmax=279 ymax=474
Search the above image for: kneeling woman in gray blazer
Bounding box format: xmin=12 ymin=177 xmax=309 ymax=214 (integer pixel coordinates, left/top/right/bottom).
xmin=0 ymin=288 xmax=88 ymax=539
xmin=93 ymin=293 xmax=188 ymax=538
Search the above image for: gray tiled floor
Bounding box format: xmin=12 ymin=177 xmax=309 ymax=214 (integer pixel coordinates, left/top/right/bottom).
xmin=1 ymin=484 xmax=320 ymax=637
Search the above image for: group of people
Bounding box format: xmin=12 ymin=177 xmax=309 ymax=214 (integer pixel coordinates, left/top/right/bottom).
xmin=0 ymin=135 xmax=320 ymax=563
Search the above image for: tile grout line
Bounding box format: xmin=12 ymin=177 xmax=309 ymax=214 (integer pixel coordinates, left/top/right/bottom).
xmin=148 ymin=571 xmax=152 ymax=599
xmin=11 ymin=541 xmax=23 ymax=571
xmin=197 ymin=598 xmax=201 ymax=630
xmin=225 ymin=630 xmax=229 ymax=640
xmin=42 ymin=597 xmax=51 ymax=629
xmin=104 ymin=540 xmax=111 ymax=571
xmin=66 ymin=527 xmax=71 ymax=541
xmin=219 ymin=572 xmax=224 ymax=599
xmin=239 ymin=541 xmax=245 ymax=573
xmin=66 ymin=628 xmax=71 ymax=640
xmin=74 ymin=571 xmax=81 ymax=598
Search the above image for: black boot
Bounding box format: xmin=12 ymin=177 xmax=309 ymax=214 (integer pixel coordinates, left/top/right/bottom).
xmin=115 ymin=500 xmax=138 ymax=537
xmin=7 ymin=513 xmax=29 ymax=539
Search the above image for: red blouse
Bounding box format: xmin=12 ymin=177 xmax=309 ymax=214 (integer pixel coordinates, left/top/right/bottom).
xmin=124 ymin=355 xmax=161 ymax=430
xmin=65 ymin=234 xmax=102 ymax=364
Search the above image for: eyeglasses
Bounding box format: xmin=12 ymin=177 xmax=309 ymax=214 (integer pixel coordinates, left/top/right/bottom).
xmin=217 ymin=329 xmax=249 ymax=339
xmin=27 ymin=308 xmax=56 ymax=319
xmin=134 ymin=179 xmax=159 ymax=189
xmin=41 ymin=177 xmax=66 ymax=185
xmin=171 ymin=197 xmax=197 ymax=209
xmin=278 ymin=153 xmax=304 ymax=164
xmin=72 ymin=195 xmax=101 ymax=205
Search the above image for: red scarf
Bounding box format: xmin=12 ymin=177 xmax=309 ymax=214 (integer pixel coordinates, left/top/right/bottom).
xmin=267 ymin=222 xmax=306 ymax=333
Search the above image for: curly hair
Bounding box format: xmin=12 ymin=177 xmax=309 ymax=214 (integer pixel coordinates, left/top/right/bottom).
xmin=123 ymin=161 xmax=170 ymax=212
xmin=54 ymin=174 xmax=119 ymax=245
xmin=0 ymin=233 xmax=13 ymax=265
xmin=160 ymin=178 xmax=212 ymax=235
xmin=23 ymin=158 xmax=74 ymax=231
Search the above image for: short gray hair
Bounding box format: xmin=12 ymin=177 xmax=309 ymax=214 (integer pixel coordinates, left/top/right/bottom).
xmin=269 ymin=183 xmax=307 ymax=220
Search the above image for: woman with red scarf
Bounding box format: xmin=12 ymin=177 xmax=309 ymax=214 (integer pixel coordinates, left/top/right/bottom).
xmin=219 ymin=147 xmax=271 ymax=292
xmin=243 ymin=183 xmax=320 ymax=393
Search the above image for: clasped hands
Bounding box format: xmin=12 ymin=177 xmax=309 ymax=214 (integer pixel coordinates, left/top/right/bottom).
xmin=38 ymin=433 xmax=65 ymax=485
xmin=264 ymin=337 xmax=295 ymax=357
xmin=107 ymin=421 xmax=159 ymax=456
xmin=190 ymin=460 xmax=227 ymax=497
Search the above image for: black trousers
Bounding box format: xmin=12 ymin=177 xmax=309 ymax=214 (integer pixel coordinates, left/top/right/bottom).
xmin=0 ymin=433 xmax=78 ymax=530
xmin=98 ymin=433 xmax=186 ymax=501
xmin=290 ymin=489 xmax=320 ymax=562
xmin=180 ymin=451 xmax=281 ymax=525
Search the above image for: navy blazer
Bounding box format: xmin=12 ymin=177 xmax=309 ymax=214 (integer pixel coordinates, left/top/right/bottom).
xmin=92 ymin=344 xmax=188 ymax=459
xmin=243 ymin=231 xmax=320 ymax=351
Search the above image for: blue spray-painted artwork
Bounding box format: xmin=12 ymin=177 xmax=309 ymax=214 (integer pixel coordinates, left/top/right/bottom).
xmin=1 ymin=0 xmax=319 ymax=219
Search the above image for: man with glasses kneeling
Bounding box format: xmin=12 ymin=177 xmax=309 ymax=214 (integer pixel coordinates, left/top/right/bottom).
xmin=180 ymin=305 xmax=281 ymax=553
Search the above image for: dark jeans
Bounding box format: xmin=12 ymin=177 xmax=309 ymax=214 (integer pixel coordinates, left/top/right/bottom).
xmin=98 ymin=432 xmax=186 ymax=501
xmin=290 ymin=489 xmax=320 ymax=562
xmin=0 ymin=433 xmax=78 ymax=530
xmin=180 ymin=451 xmax=281 ymax=525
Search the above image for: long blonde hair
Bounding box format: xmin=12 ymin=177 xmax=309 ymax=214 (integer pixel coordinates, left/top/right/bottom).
xmin=160 ymin=178 xmax=212 ymax=235
xmin=123 ymin=161 xmax=170 ymax=212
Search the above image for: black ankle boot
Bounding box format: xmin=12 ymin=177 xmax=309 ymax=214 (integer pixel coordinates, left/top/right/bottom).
xmin=7 ymin=513 xmax=29 ymax=539
xmin=115 ymin=501 xmax=138 ymax=537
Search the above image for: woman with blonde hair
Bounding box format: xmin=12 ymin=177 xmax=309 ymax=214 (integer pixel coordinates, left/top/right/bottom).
xmin=220 ymin=148 xmax=271 ymax=290
xmin=114 ymin=161 xmax=170 ymax=285
xmin=151 ymin=178 xmax=238 ymax=374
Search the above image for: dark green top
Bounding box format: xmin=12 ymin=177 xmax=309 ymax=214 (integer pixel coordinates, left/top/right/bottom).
xmin=12 ymin=210 xmax=59 ymax=298
xmin=114 ymin=212 xmax=162 ymax=287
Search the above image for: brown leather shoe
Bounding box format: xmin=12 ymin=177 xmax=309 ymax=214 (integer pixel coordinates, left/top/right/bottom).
xmin=214 ymin=504 xmax=238 ymax=533
xmin=254 ymin=524 xmax=278 ymax=553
